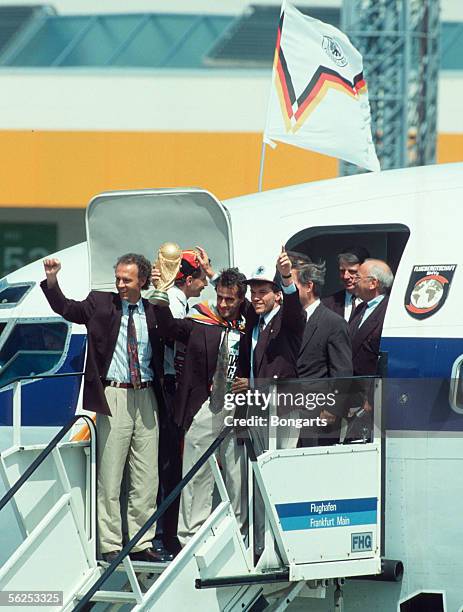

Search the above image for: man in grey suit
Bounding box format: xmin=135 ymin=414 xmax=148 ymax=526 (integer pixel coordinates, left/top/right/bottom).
xmin=289 ymin=258 xmax=353 ymax=444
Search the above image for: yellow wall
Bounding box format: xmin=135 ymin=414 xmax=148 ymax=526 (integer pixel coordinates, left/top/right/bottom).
xmin=0 ymin=130 xmax=461 ymax=208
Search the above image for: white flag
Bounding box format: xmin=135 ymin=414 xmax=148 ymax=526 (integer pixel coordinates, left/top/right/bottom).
xmin=264 ymin=2 xmax=380 ymax=172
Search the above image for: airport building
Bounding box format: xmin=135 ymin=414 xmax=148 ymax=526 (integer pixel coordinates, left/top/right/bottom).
xmin=0 ymin=0 xmax=462 ymax=275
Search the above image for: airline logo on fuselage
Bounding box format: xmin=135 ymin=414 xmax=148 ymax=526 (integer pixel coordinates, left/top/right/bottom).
xmin=404 ymin=264 xmax=456 ymax=320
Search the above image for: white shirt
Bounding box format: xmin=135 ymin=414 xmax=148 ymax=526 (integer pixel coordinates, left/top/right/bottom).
xmin=164 ymin=285 xmax=188 ymax=376
xmin=344 ymin=291 xmax=361 ymax=322
xmin=106 ymin=298 xmax=153 ymax=383
xmin=359 ymin=294 xmax=385 ymax=327
xmin=250 ymin=305 xmax=280 ymax=385
xmin=305 ymin=299 xmax=321 ymax=321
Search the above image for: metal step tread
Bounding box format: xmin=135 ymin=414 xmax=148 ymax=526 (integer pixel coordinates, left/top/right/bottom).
xmin=78 ymin=590 xmax=139 ymax=603
xmin=98 ymin=559 xmax=170 ymax=574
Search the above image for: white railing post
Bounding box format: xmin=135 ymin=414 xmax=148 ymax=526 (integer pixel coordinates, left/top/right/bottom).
xmin=12 ymin=381 xmax=21 ymax=447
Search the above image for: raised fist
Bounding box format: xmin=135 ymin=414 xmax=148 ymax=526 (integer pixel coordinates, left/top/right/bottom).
xmin=43 ymin=258 xmax=61 ymax=287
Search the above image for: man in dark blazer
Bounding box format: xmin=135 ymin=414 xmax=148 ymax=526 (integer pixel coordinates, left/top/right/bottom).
xmin=291 ymin=259 xmax=353 ymax=445
xmin=41 ymin=253 xmax=170 ymax=564
xmin=154 ymin=267 xmax=248 ymax=547
xmin=350 ymin=258 xmax=393 ymax=376
xmin=346 ymin=258 xmax=393 ymax=440
xmin=234 ymin=250 xmax=306 ymax=450
xmin=323 ymin=246 xmax=370 ymax=322
xmin=233 ymin=250 xmax=305 ymax=555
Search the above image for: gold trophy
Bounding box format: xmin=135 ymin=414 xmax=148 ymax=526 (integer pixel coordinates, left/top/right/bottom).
xmin=148 ymin=242 xmax=182 ymax=305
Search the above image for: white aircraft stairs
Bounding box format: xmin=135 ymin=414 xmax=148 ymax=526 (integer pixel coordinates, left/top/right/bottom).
xmin=0 ymin=376 xmax=403 ymax=611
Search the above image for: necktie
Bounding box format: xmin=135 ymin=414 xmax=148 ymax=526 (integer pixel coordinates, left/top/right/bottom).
xmin=127 ymin=304 xmax=141 ymax=388
xmin=210 ymin=328 xmax=229 ymax=414
xmin=348 ymin=294 xmax=358 ymax=323
xmin=252 ymin=317 xmax=265 ymax=377
xmin=349 ymin=302 xmax=367 ymax=335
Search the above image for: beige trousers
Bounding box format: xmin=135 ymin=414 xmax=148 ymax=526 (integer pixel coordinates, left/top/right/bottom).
xmin=96 ymin=386 xmax=159 ymax=554
xmin=177 ymin=399 xmax=247 ymax=547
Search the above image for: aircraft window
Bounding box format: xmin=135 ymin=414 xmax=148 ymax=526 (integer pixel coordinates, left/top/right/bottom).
xmin=450 ymin=355 xmax=463 ymax=414
xmin=0 ymin=283 xmax=34 ymax=307
xmin=0 ymin=321 xmax=69 ymax=388
xmin=285 ymin=223 xmax=410 ymax=299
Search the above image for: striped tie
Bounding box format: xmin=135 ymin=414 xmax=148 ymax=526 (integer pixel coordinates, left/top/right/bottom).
xmin=127 ymin=304 xmax=141 ymax=388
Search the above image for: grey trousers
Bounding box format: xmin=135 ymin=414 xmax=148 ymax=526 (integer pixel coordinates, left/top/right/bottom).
xmin=177 ymin=399 xmax=247 ymax=547
xmin=96 ymin=386 xmax=159 ymax=554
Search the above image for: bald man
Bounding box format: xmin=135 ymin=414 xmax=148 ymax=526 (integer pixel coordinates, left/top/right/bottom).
xmin=350 ymin=259 xmax=394 ymax=376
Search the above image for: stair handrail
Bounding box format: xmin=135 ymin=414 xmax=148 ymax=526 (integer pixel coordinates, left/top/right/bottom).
xmin=0 ymin=370 xmax=94 ymax=515
xmin=74 ymin=422 xmax=237 ymax=611
xmin=0 ymin=371 xmax=85 ymax=391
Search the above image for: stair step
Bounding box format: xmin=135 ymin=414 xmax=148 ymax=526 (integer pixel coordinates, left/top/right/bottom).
xmin=88 ymin=590 xmax=139 ymax=603
xmin=98 ymin=559 xmax=169 ymax=574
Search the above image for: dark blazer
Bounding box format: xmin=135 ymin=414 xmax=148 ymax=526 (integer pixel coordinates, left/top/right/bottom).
xmin=297 ymin=302 xmax=353 ymax=418
xmin=237 ymin=289 xmax=306 ymax=381
xmin=350 ymin=296 xmax=389 ymax=376
xmin=40 ymin=280 xmax=165 ymax=416
xmin=322 ymin=289 xmax=346 ymax=319
xmin=155 ymin=305 xmax=227 ymax=431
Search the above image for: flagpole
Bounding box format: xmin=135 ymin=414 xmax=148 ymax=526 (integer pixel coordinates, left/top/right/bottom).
xmin=258 ymin=140 xmax=267 ymax=192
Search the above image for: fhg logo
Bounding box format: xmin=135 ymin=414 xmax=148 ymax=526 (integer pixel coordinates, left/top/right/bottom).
xmin=351 ymin=532 xmax=373 ymax=552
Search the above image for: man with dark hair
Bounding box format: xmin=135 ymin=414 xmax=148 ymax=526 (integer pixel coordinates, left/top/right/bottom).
xmin=234 ymin=249 xmax=306 ymax=449
xmin=323 ymin=246 xmax=370 ymax=321
xmin=290 ymin=257 xmax=353 ymax=444
xmin=41 ymin=253 xmax=170 ymax=564
xmin=153 ymin=265 xmax=248 ymax=546
xmin=159 ymin=246 xmax=212 ymax=554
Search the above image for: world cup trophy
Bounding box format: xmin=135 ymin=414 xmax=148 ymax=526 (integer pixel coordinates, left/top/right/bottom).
xmin=149 ymin=242 xmax=182 ymax=305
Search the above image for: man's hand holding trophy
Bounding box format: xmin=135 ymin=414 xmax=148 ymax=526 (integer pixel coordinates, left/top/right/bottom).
xmin=148 ymin=242 xmax=182 ymax=306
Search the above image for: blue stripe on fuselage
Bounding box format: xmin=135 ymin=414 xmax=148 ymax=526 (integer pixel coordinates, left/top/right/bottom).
xmin=0 ymin=334 xmax=86 ymax=427
xmin=1 ymin=334 xmax=462 ymax=431
xmin=381 ymin=336 xmax=463 ymax=432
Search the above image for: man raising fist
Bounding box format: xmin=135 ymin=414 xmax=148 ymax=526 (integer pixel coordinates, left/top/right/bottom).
xmin=42 ymin=253 xmax=172 ymax=564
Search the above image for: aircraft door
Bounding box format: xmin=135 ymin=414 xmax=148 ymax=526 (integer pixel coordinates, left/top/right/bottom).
xmin=86 ymin=188 xmax=233 ymax=301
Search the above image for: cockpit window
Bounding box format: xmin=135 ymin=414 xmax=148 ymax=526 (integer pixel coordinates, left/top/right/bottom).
xmin=0 ymin=283 xmax=34 ymax=307
xmin=0 ymin=321 xmax=69 ymax=388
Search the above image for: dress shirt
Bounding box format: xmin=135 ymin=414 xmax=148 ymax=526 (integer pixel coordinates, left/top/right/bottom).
xmin=359 ymin=294 xmax=385 ymax=327
xmin=164 ymin=285 xmax=189 ymax=376
xmin=305 ymin=299 xmax=321 ymax=321
xmin=344 ymin=291 xmax=362 ymax=322
xmin=106 ymin=298 xmax=153 ymax=382
xmin=282 ymin=283 xmax=320 ymax=321
xmin=250 ymin=305 xmax=280 ymax=385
